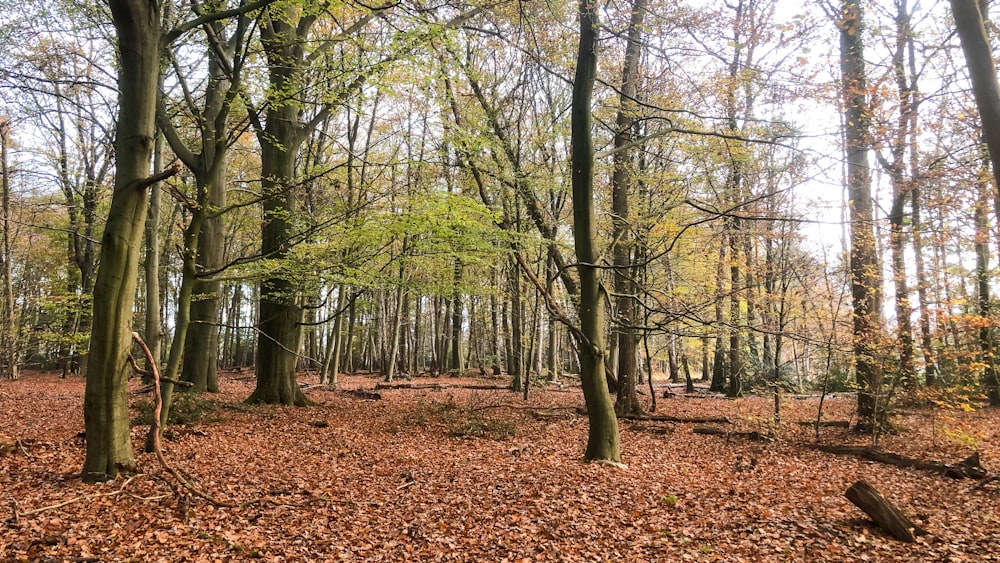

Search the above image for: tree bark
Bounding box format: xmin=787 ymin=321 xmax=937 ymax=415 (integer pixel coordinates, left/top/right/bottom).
xmin=611 ymin=0 xmax=646 ymax=417
xmin=845 ymin=480 xmax=928 ymax=542
xmin=838 ymin=0 xmax=884 ymax=431
xmin=83 ymin=0 xmax=162 ymax=482
xmin=248 ymin=5 xmax=312 ymax=406
xmin=573 ymin=0 xmax=621 ymax=463
xmin=951 ymin=0 xmax=1000 ymax=218
xmin=0 ymin=120 xmax=17 ymax=381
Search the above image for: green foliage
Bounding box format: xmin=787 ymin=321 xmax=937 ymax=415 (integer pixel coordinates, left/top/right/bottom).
xmin=659 ymin=494 xmax=679 ymax=507
xmin=27 ymin=293 xmax=91 ymax=367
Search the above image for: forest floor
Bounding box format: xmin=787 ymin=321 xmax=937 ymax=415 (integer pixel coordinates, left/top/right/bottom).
xmin=1 ymin=371 xmax=999 ymax=562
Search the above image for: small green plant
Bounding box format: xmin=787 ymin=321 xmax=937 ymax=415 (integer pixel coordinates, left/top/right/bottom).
xmin=700 ymin=545 xmax=713 ymax=554
xmin=132 ymin=392 xmax=218 ymax=426
xmin=659 ymin=494 xmax=679 ymax=507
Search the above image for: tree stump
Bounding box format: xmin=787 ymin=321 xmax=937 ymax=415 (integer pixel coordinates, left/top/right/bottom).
xmin=845 ymin=480 xmax=928 ymax=542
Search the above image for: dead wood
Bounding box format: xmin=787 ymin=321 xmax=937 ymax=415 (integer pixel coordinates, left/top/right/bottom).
xmin=796 ymin=420 xmax=851 ymax=428
xmin=811 ymin=444 xmax=988 ymax=479
xmin=530 ymin=408 xmax=578 ymax=421
xmin=374 ymin=382 xmax=510 ymax=391
xmin=342 ymin=388 xmax=382 ymax=400
xmin=693 ymin=425 xmax=775 ymax=441
xmin=968 ymin=475 xmax=998 ymax=491
xmin=845 ymin=479 xmax=928 ymax=542
xmin=132 ymin=332 xmax=236 ymax=508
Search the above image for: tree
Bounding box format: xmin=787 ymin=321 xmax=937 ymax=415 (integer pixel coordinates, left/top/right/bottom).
xmin=83 ymin=0 xmax=167 ymax=482
xmin=950 ymin=0 xmax=1000 ymax=405
xmin=83 ymin=0 xmax=266 ymax=481
xmin=573 ymin=0 xmax=620 ymax=464
xmin=0 ymin=117 xmax=17 ymax=380
xmin=835 ymin=0 xmax=885 ymax=432
xmin=610 ymin=0 xmax=647 ymax=417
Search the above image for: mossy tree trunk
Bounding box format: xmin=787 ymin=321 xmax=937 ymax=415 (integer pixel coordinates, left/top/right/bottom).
xmin=82 ymin=0 xmax=161 ymax=482
xmin=572 ymin=0 xmax=620 ymax=464
xmin=611 ymin=0 xmax=646 ymax=418
xmin=248 ymin=5 xmax=313 ymax=406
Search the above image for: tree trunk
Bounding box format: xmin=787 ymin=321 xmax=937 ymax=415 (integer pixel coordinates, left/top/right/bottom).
xmin=573 ymin=0 xmax=620 ymax=463
xmin=951 ymin=0 xmax=1000 ymax=222
xmin=248 ymin=6 xmax=312 ymax=406
xmin=83 ymin=0 xmax=162 ymax=482
xmin=839 ymin=0 xmax=884 ymax=431
xmin=711 ymin=241 xmax=728 ymax=392
xmin=911 ymin=187 xmax=937 ymax=384
xmin=0 ymin=120 xmax=17 ymax=381
xmin=145 ymin=209 xmax=203 ymax=451
xmin=450 ymin=261 xmax=464 ymax=375
xmin=143 ymin=132 xmax=164 ymax=379
xmin=976 ymin=176 xmax=1000 ymax=405
xmin=611 ymin=0 xmax=646 ymax=418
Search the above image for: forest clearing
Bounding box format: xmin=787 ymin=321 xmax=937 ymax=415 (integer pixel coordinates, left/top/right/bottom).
xmin=2 ymin=371 xmax=998 ymax=561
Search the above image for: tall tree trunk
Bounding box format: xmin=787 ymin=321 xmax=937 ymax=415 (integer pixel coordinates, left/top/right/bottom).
xmin=839 ymin=0 xmax=884 ymax=432
xmin=83 ymin=0 xmax=164 ymax=482
xmin=977 ymin=170 xmax=1000 ymax=405
xmin=711 ymin=240 xmax=728 ymax=392
xmin=911 ymin=183 xmax=937 ymax=384
xmin=145 ymin=207 xmax=204 ymax=451
xmin=611 ymin=0 xmax=646 ymax=417
xmin=877 ymin=0 xmax=917 ymax=387
xmin=143 ymin=132 xmax=164 ymax=378
xmin=573 ymin=0 xmax=620 ymax=463
xmin=450 ymin=261 xmax=464 ymax=375
xmin=951 ymin=0 xmax=1000 ymax=225
xmin=728 ymin=228 xmax=743 ymax=397
xmin=0 ymin=120 xmax=17 ymax=381
xmin=509 ymin=257 xmax=524 ymax=391
xmin=248 ymin=6 xmax=313 ymax=406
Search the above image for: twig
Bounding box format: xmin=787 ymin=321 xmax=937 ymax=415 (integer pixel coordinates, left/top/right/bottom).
xmin=17 ymin=476 xmax=139 ymax=518
xmin=9 ymin=499 xmax=18 ymax=525
xmin=131 ymin=332 xmax=236 ymax=508
xmin=15 ymin=438 xmax=30 ymax=457
xmin=127 ymin=355 xmax=193 ymax=387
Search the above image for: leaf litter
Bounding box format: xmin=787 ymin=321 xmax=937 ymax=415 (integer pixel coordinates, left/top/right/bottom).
xmin=1 ymin=371 xmax=999 ymax=561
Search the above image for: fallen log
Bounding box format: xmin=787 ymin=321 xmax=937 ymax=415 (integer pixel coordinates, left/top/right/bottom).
xmin=811 ymin=445 xmax=987 ymax=479
xmin=374 ymin=382 xmax=510 ymax=391
xmin=693 ymin=425 xmax=775 ymax=441
xmin=845 ymin=479 xmax=928 ymax=542
xmin=796 ymin=420 xmax=851 ymax=428
xmin=341 ymin=388 xmax=382 ymax=400
xmin=530 ymin=408 xmax=577 ymax=422
xmin=573 ymin=406 xmax=730 ymax=424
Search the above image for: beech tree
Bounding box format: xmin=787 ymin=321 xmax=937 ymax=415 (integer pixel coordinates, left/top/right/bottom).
xmin=950 ymin=0 xmax=1000 ymax=405
xmin=573 ymin=0 xmax=620 ymax=463
xmin=835 ymin=0 xmax=885 ymax=432
xmin=83 ymin=0 xmax=267 ymax=481
xmin=83 ymin=0 xmax=166 ymax=482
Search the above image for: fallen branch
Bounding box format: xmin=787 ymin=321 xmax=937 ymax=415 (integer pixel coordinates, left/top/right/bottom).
xmin=374 ymin=382 xmax=510 ymax=391
xmin=341 ymin=388 xmax=382 ymax=400
xmin=796 ymin=420 xmax=850 ymax=428
xmin=810 ymin=444 xmax=988 ymax=479
xmin=12 ymin=476 xmax=139 ymax=520
xmin=575 ymin=406 xmax=729 ymax=424
xmin=968 ymin=475 xmax=998 ymax=491
xmin=845 ymin=479 xmax=928 ymax=542
xmin=693 ymin=425 xmax=775 ymax=441
xmin=131 ymin=332 xmax=235 ymax=508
